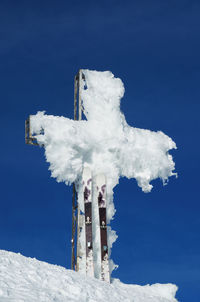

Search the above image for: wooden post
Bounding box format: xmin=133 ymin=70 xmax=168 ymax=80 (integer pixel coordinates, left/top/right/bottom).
xmin=25 ymin=70 xmax=84 ymax=272
xmin=72 ymin=70 xmax=84 ymax=271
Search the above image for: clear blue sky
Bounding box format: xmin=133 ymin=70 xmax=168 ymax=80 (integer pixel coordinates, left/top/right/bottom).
xmin=0 ymin=1 xmax=200 ymax=301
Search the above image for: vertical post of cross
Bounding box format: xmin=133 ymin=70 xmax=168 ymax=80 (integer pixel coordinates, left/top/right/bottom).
xmin=72 ymin=69 xmax=84 ymax=271
xmin=25 ymin=70 xmax=110 ymax=281
xmin=25 ymin=70 xmax=84 ymax=272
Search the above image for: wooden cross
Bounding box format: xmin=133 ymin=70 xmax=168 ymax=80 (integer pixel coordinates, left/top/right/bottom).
xmin=25 ymin=68 xmax=175 ymax=283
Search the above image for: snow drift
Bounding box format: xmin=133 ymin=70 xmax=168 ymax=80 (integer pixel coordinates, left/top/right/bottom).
xmin=29 ymin=70 xmax=177 ymax=275
xmin=0 ymin=250 xmax=178 ymax=302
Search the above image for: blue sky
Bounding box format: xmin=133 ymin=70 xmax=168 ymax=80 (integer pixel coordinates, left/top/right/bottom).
xmin=0 ymin=0 xmax=200 ymax=301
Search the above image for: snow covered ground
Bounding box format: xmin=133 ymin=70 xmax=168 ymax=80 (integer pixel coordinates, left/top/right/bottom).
xmin=0 ymin=250 xmax=178 ymax=302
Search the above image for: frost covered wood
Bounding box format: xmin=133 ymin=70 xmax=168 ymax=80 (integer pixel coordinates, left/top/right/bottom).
xmin=30 ymin=70 xmax=177 ymax=276
xmin=0 ymin=250 xmax=178 ymax=302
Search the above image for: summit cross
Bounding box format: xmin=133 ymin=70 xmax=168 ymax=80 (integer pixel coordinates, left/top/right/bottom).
xmin=25 ymin=69 xmax=176 ymax=283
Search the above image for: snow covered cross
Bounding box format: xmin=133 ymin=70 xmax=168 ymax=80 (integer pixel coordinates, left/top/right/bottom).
xmin=25 ymin=69 xmax=176 ymax=282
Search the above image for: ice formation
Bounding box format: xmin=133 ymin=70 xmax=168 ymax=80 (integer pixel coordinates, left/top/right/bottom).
xmin=30 ymin=70 xmax=177 ymax=275
xmin=0 ymin=250 xmax=178 ymax=302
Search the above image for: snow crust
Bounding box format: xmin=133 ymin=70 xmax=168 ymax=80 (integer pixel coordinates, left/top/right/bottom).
xmin=0 ymin=250 xmax=178 ymax=302
xmin=30 ymin=70 xmax=177 ymax=276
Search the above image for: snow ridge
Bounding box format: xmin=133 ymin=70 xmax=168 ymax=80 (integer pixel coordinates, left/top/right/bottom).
xmin=0 ymin=250 xmax=178 ymax=302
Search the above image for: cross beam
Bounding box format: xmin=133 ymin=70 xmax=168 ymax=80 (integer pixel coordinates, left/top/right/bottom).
xmin=25 ymin=116 xmax=39 ymax=146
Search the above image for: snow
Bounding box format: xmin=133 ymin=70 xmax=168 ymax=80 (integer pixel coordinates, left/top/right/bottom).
xmin=0 ymin=250 xmax=178 ymax=302
xmin=29 ymin=70 xmax=177 ymax=276
xmin=30 ymin=70 xmax=176 ymax=194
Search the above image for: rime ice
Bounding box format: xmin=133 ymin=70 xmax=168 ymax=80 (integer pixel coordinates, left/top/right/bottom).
xmin=30 ymin=70 xmax=176 ymax=194
xmin=30 ymin=70 xmax=177 ymax=274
